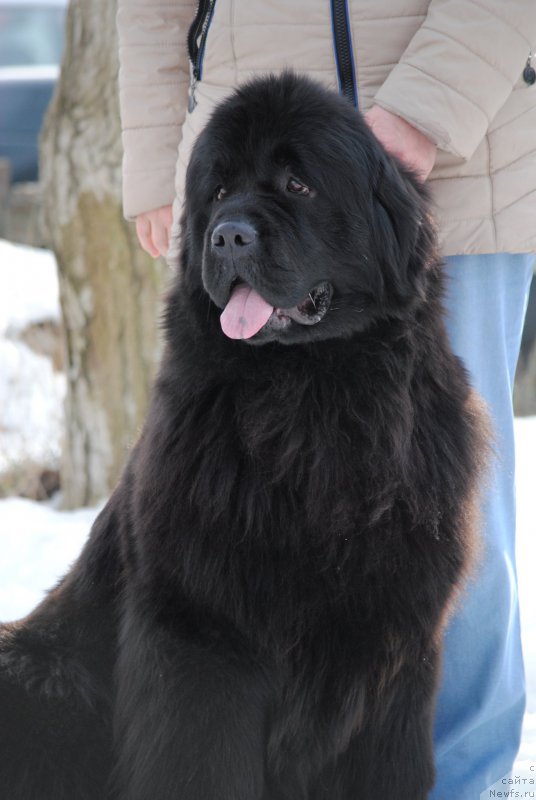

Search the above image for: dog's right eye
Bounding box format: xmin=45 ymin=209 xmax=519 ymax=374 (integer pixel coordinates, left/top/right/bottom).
xmin=214 ymin=186 xmax=227 ymax=201
xmin=287 ymin=178 xmax=310 ymax=196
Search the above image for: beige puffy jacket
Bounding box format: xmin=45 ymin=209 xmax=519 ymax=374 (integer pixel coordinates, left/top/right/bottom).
xmin=116 ymin=0 xmax=536 ymax=262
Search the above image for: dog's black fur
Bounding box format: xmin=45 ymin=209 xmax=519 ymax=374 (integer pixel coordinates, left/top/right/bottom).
xmin=0 ymin=74 xmax=487 ymax=799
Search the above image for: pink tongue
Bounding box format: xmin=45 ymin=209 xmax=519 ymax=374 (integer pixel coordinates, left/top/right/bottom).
xmin=220 ymin=284 xmax=274 ymax=339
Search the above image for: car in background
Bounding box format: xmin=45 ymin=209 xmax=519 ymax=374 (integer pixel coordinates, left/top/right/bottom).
xmin=0 ymin=0 xmax=67 ymax=183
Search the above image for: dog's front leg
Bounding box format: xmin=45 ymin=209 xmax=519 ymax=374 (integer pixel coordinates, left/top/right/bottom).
xmin=112 ymin=600 xmax=272 ymax=800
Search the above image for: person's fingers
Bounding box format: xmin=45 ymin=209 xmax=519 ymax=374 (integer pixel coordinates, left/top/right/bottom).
xmin=136 ymin=206 xmax=173 ymax=258
xmin=159 ymin=206 xmax=173 ymax=254
xmin=136 ymin=215 xmax=159 ymax=258
xmin=152 ymin=219 xmax=170 ymax=257
xmin=364 ymin=106 xmax=436 ymax=182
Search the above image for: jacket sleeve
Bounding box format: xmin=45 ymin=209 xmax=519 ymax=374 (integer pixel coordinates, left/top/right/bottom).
xmin=116 ymin=0 xmax=196 ymax=220
xmin=373 ymin=0 xmax=536 ymax=160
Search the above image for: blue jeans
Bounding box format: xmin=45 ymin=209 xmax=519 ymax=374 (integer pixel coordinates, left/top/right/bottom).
xmin=430 ymin=253 xmax=534 ymax=800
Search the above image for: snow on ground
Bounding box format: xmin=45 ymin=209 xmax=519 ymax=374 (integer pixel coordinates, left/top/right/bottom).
xmin=0 ymin=239 xmax=59 ymax=334
xmin=0 ymin=497 xmax=101 ymax=620
xmin=0 ymin=339 xmax=65 ymax=471
xmin=0 ymin=239 xmax=65 ymax=473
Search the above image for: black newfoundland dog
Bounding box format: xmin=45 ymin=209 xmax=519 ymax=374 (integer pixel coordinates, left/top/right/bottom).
xmin=0 ymin=74 xmax=487 ymax=799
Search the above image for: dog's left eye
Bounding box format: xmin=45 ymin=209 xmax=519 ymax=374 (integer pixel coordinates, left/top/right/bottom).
xmin=214 ymin=186 xmax=227 ymax=201
xmin=287 ymin=178 xmax=310 ymax=196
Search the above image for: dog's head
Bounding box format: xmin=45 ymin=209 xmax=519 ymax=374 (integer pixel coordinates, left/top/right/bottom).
xmin=179 ymin=72 xmax=435 ymax=346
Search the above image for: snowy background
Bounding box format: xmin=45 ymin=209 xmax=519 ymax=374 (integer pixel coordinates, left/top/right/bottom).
xmin=0 ymin=240 xmax=64 ymax=476
xmin=0 ymin=239 xmax=534 ymax=787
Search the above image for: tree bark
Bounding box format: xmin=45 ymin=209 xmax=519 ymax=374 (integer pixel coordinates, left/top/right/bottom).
xmin=40 ymin=0 xmax=167 ymax=508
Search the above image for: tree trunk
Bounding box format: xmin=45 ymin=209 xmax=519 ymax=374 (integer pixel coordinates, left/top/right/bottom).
xmin=40 ymin=0 xmax=167 ymax=508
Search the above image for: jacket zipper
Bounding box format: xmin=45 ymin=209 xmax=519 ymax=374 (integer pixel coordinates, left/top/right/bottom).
xmin=330 ymin=0 xmax=358 ymax=107
xmin=187 ymin=0 xmax=217 ymax=110
xmin=188 ymin=1 xmax=357 ymax=110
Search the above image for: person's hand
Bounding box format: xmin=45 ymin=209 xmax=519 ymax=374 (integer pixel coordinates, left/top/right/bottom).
xmin=135 ymin=205 xmax=173 ymax=258
xmin=364 ymin=106 xmax=437 ymax=182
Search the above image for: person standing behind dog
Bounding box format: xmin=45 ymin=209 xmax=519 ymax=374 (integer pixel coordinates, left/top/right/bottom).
xmin=116 ymin=2 xmax=536 ymax=797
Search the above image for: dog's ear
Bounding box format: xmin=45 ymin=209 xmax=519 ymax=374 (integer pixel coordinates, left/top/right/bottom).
xmin=368 ymin=154 xmax=433 ymax=307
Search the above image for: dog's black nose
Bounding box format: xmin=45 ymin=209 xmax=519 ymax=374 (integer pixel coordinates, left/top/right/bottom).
xmin=211 ymin=221 xmax=257 ymax=254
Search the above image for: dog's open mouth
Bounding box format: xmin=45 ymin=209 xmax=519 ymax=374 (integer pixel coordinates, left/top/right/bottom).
xmin=220 ymin=281 xmax=333 ymax=340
